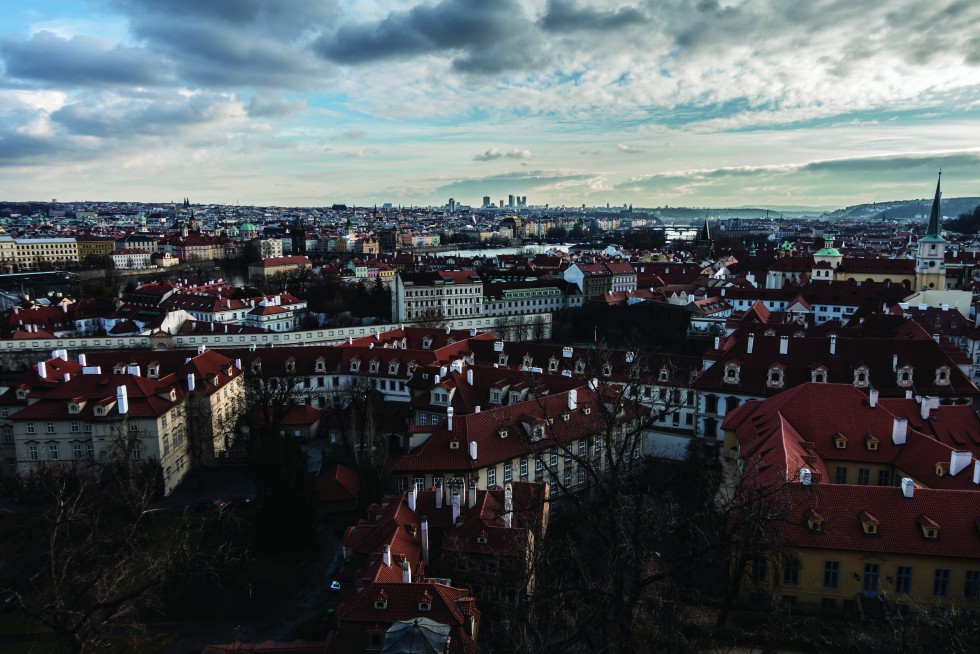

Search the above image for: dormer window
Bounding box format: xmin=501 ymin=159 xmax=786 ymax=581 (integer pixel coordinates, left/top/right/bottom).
xmin=374 ymin=599 xmax=388 ymax=610
xmin=251 ymin=361 xmax=262 ymax=374
xmin=16 ymin=388 xmax=28 ymax=400
xmin=407 ymin=362 xmax=417 ymax=375
xmin=147 ymin=365 xmax=159 ymax=378
xmin=169 ymin=388 xmax=177 ymax=401
xmin=935 ymin=462 xmax=946 ymax=477
xmin=897 ymin=365 xmax=913 ymax=388
xmin=548 ymin=358 xmax=559 ymax=372
xmin=69 ymin=402 xmax=81 ymax=414
xmin=659 ymin=367 xmax=670 ymax=382
xmin=476 ymin=532 xmax=488 ymax=545
xmin=724 ymin=363 xmax=740 ymax=385
xmin=450 ymin=440 xmax=460 ymax=449
xmin=388 ymin=361 xmax=399 ymax=375
xmin=498 ymin=429 xmax=508 ymax=439
xmin=510 ymin=391 xmax=521 ymax=404
xmin=574 ymin=360 xmax=586 ymax=374
xmin=498 ymin=354 xmax=509 ymax=366
xmin=865 ymin=435 xmax=879 ymax=451
xmin=422 ymin=337 xmax=433 ymax=349
xmin=369 ymin=360 xmax=380 ymax=374
xmin=766 ymin=366 xmax=785 ymax=389
xmin=859 ymin=511 xmax=880 ymax=536
xmin=315 ymin=358 xmax=326 ymax=372
xmin=834 ymin=434 xmax=847 ymax=449
xmin=95 ymin=406 xmax=105 ymax=416
xmin=285 ymin=358 xmax=296 ymax=373
xmin=522 ymin=355 xmax=533 ymax=368
xmin=811 ymin=366 xmax=828 ymax=383
xmin=418 ymin=600 xmax=432 ymax=611
xmin=935 ymin=366 xmax=950 ymax=386
xmin=853 ymin=366 xmax=869 ymax=388
xmin=350 ymin=359 xmax=361 ymax=373
xmin=602 ymin=364 xmax=613 ymax=377
xmin=805 ymin=508 xmax=823 ymax=532
xmin=532 ymin=425 xmax=545 ymax=441
xmin=919 ymin=515 xmax=940 ymax=540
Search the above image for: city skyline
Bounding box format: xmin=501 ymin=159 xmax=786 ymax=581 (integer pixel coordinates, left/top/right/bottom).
xmin=1 ymin=1 xmax=980 ymax=208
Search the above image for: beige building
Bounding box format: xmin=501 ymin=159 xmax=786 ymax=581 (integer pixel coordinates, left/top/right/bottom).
xmin=0 ymin=236 xmax=79 ymax=271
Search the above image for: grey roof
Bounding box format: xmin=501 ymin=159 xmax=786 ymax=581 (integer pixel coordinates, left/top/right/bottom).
xmin=383 ymin=617 xmax=451 ymax=654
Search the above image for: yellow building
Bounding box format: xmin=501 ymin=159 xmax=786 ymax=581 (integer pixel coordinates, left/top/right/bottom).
xmin=915 ymin=175 xmax=947 ymax=291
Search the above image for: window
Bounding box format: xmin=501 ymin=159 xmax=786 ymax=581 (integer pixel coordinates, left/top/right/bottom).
xmin=895 ymin=566 xmax=912 ymax=595
xmin=835 ymin=467 xmax=848 ymax=484
xmin=72 ymin=444 xmax=82 ymax=460
xmin=535 ymin=457 xmax=543 ymax=473
xmin=26 ymin=421 xmax=35 ymax=434
xmin=965 ymin=571 xmax=980 ymax=601
xmin=487 ymin=468 xmax=496 ymax=487
xmin=2 ymin=427 xmax=11 ymax=444
xmin=578 ymin=469 xmax=586 ymax=485
xmin=504 ymin=463 xmax=513 ymax=482
xmin=414 ymin=477 xmax=425 ymax=491
xmin=550 ymin=451 xmax=558 ymax=467
xmin=578 ymin=440 xmax=586 ymax=457
xmin=520 ymin=459 xmax=528 ymax=477
xmin=48 ymin=444 xmax=59 ymax=460
xmin=45 ymin=421 xmax=55 ymax=434
xmin=28 ymin=445 xmax=38 ymax=461
xmin=84 ymin=423 xmax=92 ymax=433
xmin=857 ymin=468 xmax=870 ymax=485
xmin=863 ymin=564 xmax=880 ymax=594
xmin=131 ymin=442 xmax=142 ymax=460
xmin=877 ymin=470 xmax=891 ymax=486
xmin=86 ymin=443 xmax=94 ymax=459
xmin=823 ymin=561 xmax=840 ymax=589
xmin=564 ymin=471 xmax=571 ymax=488
xmin=783 ymin=557 xmax=801 ymax=586
xmin=752 ymin=558 xmax=768 ymax=584
xmin=934 ymin=569 xmax=951 ymax=598
xmin=130 ymin=421 xmax=139 ymax=432
xmin=0 ymin=408 xmax=6 ymax=418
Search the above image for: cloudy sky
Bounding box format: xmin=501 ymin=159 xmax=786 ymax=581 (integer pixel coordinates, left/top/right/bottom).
xmin=1 ymin=0 xmax=979 ymax=209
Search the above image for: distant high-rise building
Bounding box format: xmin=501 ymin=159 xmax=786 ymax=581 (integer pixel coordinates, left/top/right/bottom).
xmin=499 ymin=200 xmax=504 ymax=208
xmin=508 ymin=194 xmax=515 ymax=208
xmin=482 ymin=195 xmax=491 ymax=208
xmin=448 ymin=198 xmax=456 ymax=213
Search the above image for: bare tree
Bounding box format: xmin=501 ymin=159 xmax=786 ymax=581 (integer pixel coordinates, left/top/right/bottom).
xmin=1 ymin=433 xmax=243 ymax=654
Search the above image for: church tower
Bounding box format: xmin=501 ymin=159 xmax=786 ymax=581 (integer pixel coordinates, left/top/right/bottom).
xmin=694 ymin=215 xmax=714 ymax=261
xmin=915 ymin=174 xmax=946 ymax=291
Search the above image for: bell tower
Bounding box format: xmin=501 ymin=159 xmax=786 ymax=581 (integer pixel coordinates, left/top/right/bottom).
xmin=915 ymin=174 xmax=946 ymax=291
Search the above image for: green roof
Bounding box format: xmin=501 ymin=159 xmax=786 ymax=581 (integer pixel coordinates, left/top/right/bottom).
xmin=814 ymin=247 xmax=841 ymax=257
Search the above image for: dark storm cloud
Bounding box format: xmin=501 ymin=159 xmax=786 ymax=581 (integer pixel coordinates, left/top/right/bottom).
xmin=0 ymin=130 xmax=64 ymax=163
xmin=539 ymin=0 xmax=647 ymax=32
xmin=314 ymin=0 xmax=542 ymax=74
xmin=107 ymin=0 xmax=336 ymax=89
xmin=51 ymin=91 xmax=239 ymax=138
xmin=0 ymin=31 xmax=172 ymax=86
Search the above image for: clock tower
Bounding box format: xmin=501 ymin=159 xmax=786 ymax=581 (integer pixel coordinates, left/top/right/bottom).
xmin=915 ymin=174 xmax=946 ymax=291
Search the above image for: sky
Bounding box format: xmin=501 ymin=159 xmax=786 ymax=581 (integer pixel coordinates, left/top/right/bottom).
xmin=1 ymin=0 xmax=980 ymax=209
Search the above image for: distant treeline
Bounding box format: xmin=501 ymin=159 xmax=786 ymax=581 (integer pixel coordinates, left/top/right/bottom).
xmin=945 ymin=205 xmax=980 ymax=234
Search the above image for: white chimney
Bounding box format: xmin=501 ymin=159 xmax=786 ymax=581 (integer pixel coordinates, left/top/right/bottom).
xmin=401 ymin=560 xmax=411 ymax=584
xmin=452 ymin=492 xmax=461 ymax=526
xmin=127 ymin=364 xmax=140 ymax=377
xmin=116 ymin=385 xmax=129 ymax=415
xmin=568 ymin=389 xmax=578 ymax=411
xmin=950 ymin=451 xmax=972 ymax=476
xmin=36 ymin=361 xmax=47 ymax=378
xmin=56 ymin=349 xmax=68 ymax=361
xmin=503 ymin=483 xmax=513 ymax=528
xmin=901 ymin=477 xmax=915 ymax=498
xmin=892 ymin=417 xmax=908 ymax=445
xmin=382 ymin=544 xmax=392 ymax=567
xmin=779 ymin=335 xmax=789 ymax=355
xmin=746 ymin=333 xmax=754 ymax=354
xmin=829 ymin=334 xmax=837 ymax=355
xmin=420 ymin=518 xmax=430 ymax=565
xmin=942 ymin=304 xmax=949 ymax=311
xmin=198 ymin=345 xmax=206 ymax=355
xmin=466 ymin=368 xmax=474 ymax=385
xmin=974 ymin=460 xmax=980 ymax=485
xmin=435 ymin=485 xmax=443 ymax=509
xmin=494 ymin=341 xmax=504 ymax=352
xmin=447 ymin=407 xmax=454 ymax=432
xmin=468 ymin=484 xmax=477 ymax=509
xmin=892 ymin=353 xmax=898 ymax=371
xmin=63 ymin=373 xmax=71 ymax=382
xmin=187 ymin=373 xmax=196 ymax=392
xmin=713 ymin=336 xmax=720 ymax=350
xmin=445 ymin=324 xmax=451 ymax=335
xmin=869 ymin=389 xmax=878 ymax=408
xmin=921 ymin=398 xmax=932 ymax=420
xmin=78 ymin=353 xmax=87 ymax=367
xmin=408 ymin=485 xmax=417 ymax=512
xmin=905 ymin=389 xmax=913 ymax=400
xmin=800 ymin=468 xmax=812 ymax=486
xmin=235 ymin=358 xmax=242 ymax=370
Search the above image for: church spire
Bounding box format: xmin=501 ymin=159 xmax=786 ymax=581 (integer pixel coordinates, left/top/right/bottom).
xmin=926 ymin=172 xmax=943 ymax=238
